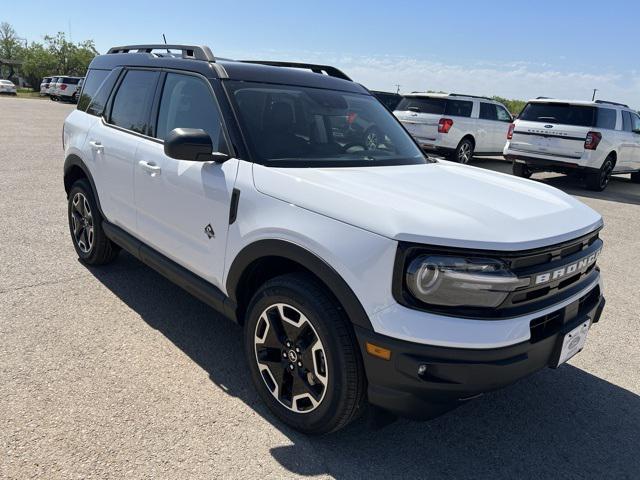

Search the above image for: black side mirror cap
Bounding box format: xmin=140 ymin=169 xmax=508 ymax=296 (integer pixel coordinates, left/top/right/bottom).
xmin=164 ymin=128 xmax=230 ymax=163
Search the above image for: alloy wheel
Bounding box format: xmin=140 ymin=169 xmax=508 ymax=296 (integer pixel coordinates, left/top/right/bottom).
xmin=458 ymin=142 xmax=472 ymax=163
xmin=600 ymin=161 xmax=613 ymax=189
xmin=70 ymin=192 xmax=94 ymax=253
xmin=365 ymin=130 xmax=379 ymax=150
xmin=254 ymin=303 xmax=328 ymax=413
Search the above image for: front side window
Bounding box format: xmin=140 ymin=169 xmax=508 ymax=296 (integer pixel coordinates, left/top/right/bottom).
xmin=155 ymin=73 xmax=225 ymax=151
xmin=444 ymin=100 xmax=473 ymax=118
xmin=109 ymin=70 xmax=159 ymax=135
xmin=519 ymin=103 xmax=595 ymax=127
xmin=227 ymin=81 xmax=426 ymax=167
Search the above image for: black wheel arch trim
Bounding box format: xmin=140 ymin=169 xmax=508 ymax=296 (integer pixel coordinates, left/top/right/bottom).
xmin=63 ymin=154 xmax=105 ymax=217
xmin=225 ymin=239 xmax=373 ymax=330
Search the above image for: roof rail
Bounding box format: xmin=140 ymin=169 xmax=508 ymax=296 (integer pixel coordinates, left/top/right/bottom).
xmin=536 ymin=96 xmax=553 ymax=99
xmin=450 ymin=93 xmax=492 ymax=101
xmin=595 ymin=99 xmax=630 ymax=108
xmin=107 ymin=44 xmax=215 ymax=62
xmin=240 ymin=60 xmax=351 ymax=81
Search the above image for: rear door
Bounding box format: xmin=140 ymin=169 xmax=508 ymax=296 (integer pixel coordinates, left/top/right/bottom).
xmin=510 ymin=102 xmax=593 ymax=160
xmin=134 ymin=71 xmax=238 ymax=289
xmin=393 ymin=96 xmax=445 ymax=145
xmin=478 ymin=102 xmax=512 ymax=152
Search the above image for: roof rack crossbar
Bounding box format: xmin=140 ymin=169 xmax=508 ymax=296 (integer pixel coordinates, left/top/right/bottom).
xmin=595 ymin=99 xmax=629 ymax=108
xmin=107 ymin=44 xmax=215 ymax=62
xmin=450 ymin=93 xmax=492 ymax=101
xmin=240 ymin=60 xmax=351 ymax=81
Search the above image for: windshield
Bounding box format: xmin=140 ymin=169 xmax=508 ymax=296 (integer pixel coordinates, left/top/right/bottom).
xmin=226 ymin=81 xmax=427 ymax=167
xmin=519 ymin=103 xmax=595 ymax=127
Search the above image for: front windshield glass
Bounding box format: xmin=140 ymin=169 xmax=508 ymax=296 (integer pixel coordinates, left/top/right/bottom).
xmin=226 ymin=81 xmax=427 ymax=167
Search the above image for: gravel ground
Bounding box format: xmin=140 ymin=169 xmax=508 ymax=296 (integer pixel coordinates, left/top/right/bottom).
xmin=1 ymin=96 xmax=639 ymax=479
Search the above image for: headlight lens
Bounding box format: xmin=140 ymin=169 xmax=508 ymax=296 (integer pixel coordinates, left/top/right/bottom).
xmin=406 ymin=255 xmax=530 ymax=308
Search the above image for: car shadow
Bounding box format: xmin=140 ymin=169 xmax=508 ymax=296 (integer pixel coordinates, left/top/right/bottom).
xmin=471 ymin=158 xmax=640 ymax=206
xmin=86 ymin=252 xmax=640 ymax=479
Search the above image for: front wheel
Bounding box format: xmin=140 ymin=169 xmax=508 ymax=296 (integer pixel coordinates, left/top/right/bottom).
xmin=244 ymin=273 xmax=366 ymax=434
xmin=585 ymin=156 xmax=614 ymax=191
xmin=454 ymin=138 xmax=474 ymax=164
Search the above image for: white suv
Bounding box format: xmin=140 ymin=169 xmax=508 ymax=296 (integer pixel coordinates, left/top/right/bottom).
xmin=505 ymin=98 xmax=640 ymax=190
xmin=394 ymin=93 xmax=513 ymax=163
xmin=63 ymin=44 xmax=606 ymax=434
xmin=51 ymin=76 xmax=83 ymax=102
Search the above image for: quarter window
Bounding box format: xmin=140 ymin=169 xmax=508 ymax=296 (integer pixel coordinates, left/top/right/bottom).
xmin=595 ymin=108 xmax=616 ymax=130
xmin=77 ymin=69 xmax=109 ymax=111
xmin=444 ymin=100 xmax=473 ymax=118
xmin=496 ymin=105 xmax=512 ymax=122
xmin=109 ymin=70 xmax=159 ymax=135
xmin=155 ymin=73 xmax=225 ymax=150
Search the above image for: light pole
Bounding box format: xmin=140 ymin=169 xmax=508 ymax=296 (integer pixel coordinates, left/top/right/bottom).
xmin=592 ymin=89 xmax=598 ymax=101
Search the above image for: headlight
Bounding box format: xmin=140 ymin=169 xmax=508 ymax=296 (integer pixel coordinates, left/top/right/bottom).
xmin=405 ymin=255 xmax=530 ymax=308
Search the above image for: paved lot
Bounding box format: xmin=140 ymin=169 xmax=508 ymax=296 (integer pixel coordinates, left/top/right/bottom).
xmin=1 ymin=96 xmax=639 ymax=479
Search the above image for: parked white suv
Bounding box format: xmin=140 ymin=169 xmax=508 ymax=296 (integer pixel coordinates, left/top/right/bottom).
xmin=505 ymin=98 xmax=640 ymax=190
xmin=394 ymin=93 xmax=513 ymax=163
xmin=63 ymin=44 xmax=606 ymax=434
xmin=51 ymin=76 xmax=83 ymax=102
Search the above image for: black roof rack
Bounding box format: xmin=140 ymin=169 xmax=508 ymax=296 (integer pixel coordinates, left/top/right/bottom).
xmin=450 ymin=93 xmax=492 ymax=101
xmin=536 ymin=96 xmax=553 ymax=99
xmin=595 ymin=99 xmax=629 ymax=108
xmin=107 ymin=44 xmax=215 ymax=62
xmin=240 ymin=60 xmax=351 ymax=81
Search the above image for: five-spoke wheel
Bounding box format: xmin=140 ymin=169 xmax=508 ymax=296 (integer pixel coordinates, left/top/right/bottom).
xmin=70 ymin=192 xmax=94 ymax=253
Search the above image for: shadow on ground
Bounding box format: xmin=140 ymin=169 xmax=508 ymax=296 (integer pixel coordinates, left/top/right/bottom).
xmin=472 ymin=158 xmax=640 ymax=206
xmin=88 ymin=253 xmax=640 ymax=479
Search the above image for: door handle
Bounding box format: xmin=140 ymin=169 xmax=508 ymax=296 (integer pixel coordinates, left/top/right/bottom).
xmin=89 ymin=140 xmax=104 ymax=152
xmin=138 ymin=160 xmax=162 ymax=177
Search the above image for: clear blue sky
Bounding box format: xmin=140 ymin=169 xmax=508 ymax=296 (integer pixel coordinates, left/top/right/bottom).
xmin=6 ymin=0 xmax=640 ymax=107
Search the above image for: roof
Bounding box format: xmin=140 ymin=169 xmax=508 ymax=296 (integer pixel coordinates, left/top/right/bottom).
xmin=403 ymin=92 xmax=497 ymax=102
xmin=527 ymin=98 xmax=631 ymax=109
xmin=88 ymin=45 xmax=369 ymax=94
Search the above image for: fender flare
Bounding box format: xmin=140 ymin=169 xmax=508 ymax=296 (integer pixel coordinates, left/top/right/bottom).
xmin=225 ymin=239 xmax=373 ymax=330
xmin=63 ymin=154 xmax=104 ymax=216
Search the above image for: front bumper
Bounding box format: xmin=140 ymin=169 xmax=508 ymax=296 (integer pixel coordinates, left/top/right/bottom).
xmin=356 ymin=288 xmax=605 ymax=420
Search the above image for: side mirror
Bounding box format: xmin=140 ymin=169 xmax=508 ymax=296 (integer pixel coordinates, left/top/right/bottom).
xmin=164 ymin=128 xmax=230 ymax=163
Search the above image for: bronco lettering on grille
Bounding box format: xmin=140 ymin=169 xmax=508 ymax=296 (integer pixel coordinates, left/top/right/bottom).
xmin=534 ymin=250 xmax=600 ymax=285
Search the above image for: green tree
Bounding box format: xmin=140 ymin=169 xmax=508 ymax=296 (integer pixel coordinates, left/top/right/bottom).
xmin=44 ymin=32 xmax=98 ymax=76
xmin=0 ymin=22 xmax=25 ymax=78
xmin=21 ymin=42 xmax=57 ymax=90
xmin=492 ymin=96 xmax=527 ymax=116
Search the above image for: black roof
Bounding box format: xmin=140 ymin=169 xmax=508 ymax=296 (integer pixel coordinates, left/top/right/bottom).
xmin=89 ymin=44 xmax=368 ymax=94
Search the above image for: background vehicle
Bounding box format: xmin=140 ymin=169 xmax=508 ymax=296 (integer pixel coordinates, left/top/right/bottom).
xmin=53 ymin=77 xmax=83 ymax=102
xmin=394 ymin=93 xmax=513 ymax=163
xmin=371 ymin=90 xmax=402 ymax=111
xmin=49 ymin=76 xmax=65 ymax=100
xmin=40 ymin=76 xmax=53 ymax=95
xmin=63 ymin=44 xmax=605 ymax=435
xmin=504 ymin=99 xmax=640 ymax=191
xmin=0 ymin=79 xmax=17 ymax=95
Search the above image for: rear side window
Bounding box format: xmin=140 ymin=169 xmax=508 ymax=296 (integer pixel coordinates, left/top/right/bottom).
xmin=519 ymin=103 xmax=595 ymax=127
xmin=622 ymin=111 xmax=633 ymax=132
xmin=155 ymin=73 xmax=225 ymax=150
xmin=444 ymin=100 xmax=473 ymax=117
xmin=395 ymin=97 xmax=445 ymax=114
xmin=595 ymin=108 xmax=616 ymax=130
xmin=77 ymin=69 xmax=109 ymax=111
xmin=109 ymin=70 xmax=159 ymax=135
xmin=479 ymin=103 xmax=498 ymax=120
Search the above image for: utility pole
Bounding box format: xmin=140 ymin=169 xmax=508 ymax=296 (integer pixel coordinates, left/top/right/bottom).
xmin=394 ymin=84 xmax=401 ymax=94
xmin=592 ymin=89 xmax=598 ymax=101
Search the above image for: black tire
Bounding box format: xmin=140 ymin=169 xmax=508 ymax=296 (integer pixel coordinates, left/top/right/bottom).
xmin=512 ymin=161 xmax=532 ymax=179
xmin=631 ymin=172 xmax=640 ymax=184
xmin=244 ymin=273 xmax=366 ymax=434
xmin=454 ymin=137 xmax=474 ymax=164
xmin=585 ymin=156 xmax=615 ymax=191
xmin=67 ymin=179 xmax=119 ymax=265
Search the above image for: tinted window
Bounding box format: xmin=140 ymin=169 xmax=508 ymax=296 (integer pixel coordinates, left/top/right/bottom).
xmin=228 ymin=81 xmax=425 ymax=167
xmin=373 ymin=92 xmax=401 ymax=110
xmin=86 ymin=69 xmax=121 ymax=117
xmin=519 ymin=103 xmax=595 ymax=127
xmin=595 ymin=108 xmax=616 ymax=130
xmin=622 ymin=111 xmax=632 ymax=132
xmin=631 ymin=113 xmax=640 ymax=132
xmin=496 ymin=105 xmax=512 ymax=122
xmin=444 ymin=100 xmax=473 ymax=117
xmin=156 ymin=73 xmax=224 ymax=150
xmin=479 ymin=103 xmax=498 ymax=120
xmin=109 ymin=70 xmax=159 ymax=135
xmin=395 ymin=97 xmax=446 ymax=114
xmin=77 ymin=69 xmax=109 ymax=111
xmin=62 ymin=77 xmax=81 ymax=85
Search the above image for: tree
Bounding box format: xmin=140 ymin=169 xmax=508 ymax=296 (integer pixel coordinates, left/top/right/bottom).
xmin=21 ymin=42 xmax=57 ymax=90
xmin=0 ymin=22 xmax=24 ymax=78
xmin=44 ymin=33 xmax=98 ymax=76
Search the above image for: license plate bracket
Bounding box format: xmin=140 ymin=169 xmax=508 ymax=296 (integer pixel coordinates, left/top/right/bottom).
xmin=553 ymin=320 xmax=591 ymax=368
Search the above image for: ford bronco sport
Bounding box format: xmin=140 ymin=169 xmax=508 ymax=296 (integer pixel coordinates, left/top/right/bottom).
xmin=63 ymin=44 xmax=606 ymax=434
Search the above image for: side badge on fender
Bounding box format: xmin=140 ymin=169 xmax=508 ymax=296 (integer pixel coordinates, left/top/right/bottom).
xmin=204 ymin=223 xmax=215 ymax=239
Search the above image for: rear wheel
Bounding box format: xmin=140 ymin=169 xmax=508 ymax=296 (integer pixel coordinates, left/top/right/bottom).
xmin=512 ymin=161 xmax=532 ymax=179
xmin=454 ymin=138 xmax=474 ymax=164
xmin=244 ymin=273 xmax=366 ymax=434
xmin=585 ymin=156 xmax=615 ymax=191
xmin=67 ymin=179 xmax=119 ymax=265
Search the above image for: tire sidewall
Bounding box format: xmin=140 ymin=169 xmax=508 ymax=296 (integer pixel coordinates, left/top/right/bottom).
xmin=67 ymin=179 xmax=103 ymax=263
xmin=244 ymin=281 xmax=356 ymax=433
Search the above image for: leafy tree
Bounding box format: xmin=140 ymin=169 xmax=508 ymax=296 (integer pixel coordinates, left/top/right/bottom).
xmin=0 ymin=21 xmax=24 ymax=78
xmin=21 ymin=42 xmax=57 ymax=90
xmin=44 ymin=33 xmax=98 ymax=76
xmin=492 ymin=96 xmax=527 ymax=116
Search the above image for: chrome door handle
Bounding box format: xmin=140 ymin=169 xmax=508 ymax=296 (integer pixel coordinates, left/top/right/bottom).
xmin=89 ymin=140 xmax=104 ymax=152
xmin=138 ymin=160 xmax=162 ymax=177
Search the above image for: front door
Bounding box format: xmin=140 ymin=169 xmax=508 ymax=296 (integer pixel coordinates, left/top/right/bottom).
xmin=134 ymin=72 xmax=238 ymax=289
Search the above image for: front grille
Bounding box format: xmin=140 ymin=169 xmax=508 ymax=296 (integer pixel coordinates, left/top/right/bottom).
xmin=529 ymin=284 xmax=601 ymax=343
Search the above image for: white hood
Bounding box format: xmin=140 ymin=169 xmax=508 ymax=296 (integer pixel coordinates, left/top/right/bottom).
xmin=252 ymin=160 xmax=603 ymax=251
